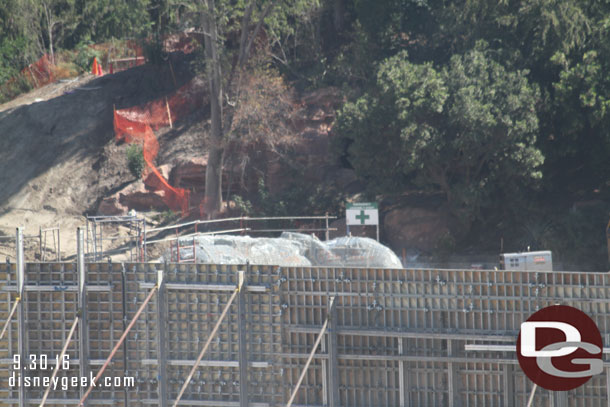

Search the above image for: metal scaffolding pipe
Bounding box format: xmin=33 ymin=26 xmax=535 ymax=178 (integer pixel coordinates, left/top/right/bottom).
xmin=0 ymin=297 xmax=20 ymax=340
xmin=16 ymin=227 xmax=27 ymax=407
xmin=172 ymin=272 xmax=244 ymax=407
xmin=526 ymin=384 xmax=537 ymax=407
xmin=286 ymin=296 xmax=335 ymax=407
xmin=39 ymin=316 xmax=79 ymax=407
xmin=78 ymin=284 xmax=158 ymax=406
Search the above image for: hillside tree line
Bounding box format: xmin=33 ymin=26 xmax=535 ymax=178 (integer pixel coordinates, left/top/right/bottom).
xmin=0 ymin=0 xmax=608 ymax=267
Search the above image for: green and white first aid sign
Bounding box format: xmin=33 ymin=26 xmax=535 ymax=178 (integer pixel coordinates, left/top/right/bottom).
xmin=346 ymin=202 xmax=378 ymax=226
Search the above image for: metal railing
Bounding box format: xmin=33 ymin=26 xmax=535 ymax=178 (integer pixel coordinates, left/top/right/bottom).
xmin=142 ymin=214 xmax=337 ymax=262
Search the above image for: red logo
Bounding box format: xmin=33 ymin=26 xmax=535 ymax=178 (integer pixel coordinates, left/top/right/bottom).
xmin=517 ymin=305 xmax=602 ymax=391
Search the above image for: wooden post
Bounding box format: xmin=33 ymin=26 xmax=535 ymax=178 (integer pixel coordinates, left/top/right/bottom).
xmin=168 ymin=60 xmax=177 ymax=88
xmin=165 ymin=97 xmax=173 ymax=128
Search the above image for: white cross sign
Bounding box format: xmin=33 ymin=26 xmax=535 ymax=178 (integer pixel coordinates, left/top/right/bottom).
xmin=346 ymin=202 xmax=378 ymax=226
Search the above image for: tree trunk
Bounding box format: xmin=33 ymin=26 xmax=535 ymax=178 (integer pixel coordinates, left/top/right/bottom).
xmin=43 ymin=2 xmax=55 ymax=64
xmin=200 ymin=0 xmax=274 ymax=218
xmin=49 ymin=26 xmax=54 ymax=64
xmin=202 ymin=0 xmax=224 ymax=218
xmin=334 ymin=0 xmax=345 ymax=32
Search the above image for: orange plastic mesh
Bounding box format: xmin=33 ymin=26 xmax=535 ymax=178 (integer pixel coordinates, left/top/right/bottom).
xmin=23 ymin=54 xmax=55 ymax=88
xmin=0 ymin=54 xmax=55 ymax=100
xmin=114 ymin=80 xmax=205 ymax=215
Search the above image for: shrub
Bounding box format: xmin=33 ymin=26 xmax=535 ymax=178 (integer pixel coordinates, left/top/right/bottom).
xmin=75 ymin=42 xmax=102 ymax=72
xmin=126 ymin=144 xmax=145 ymax=178
xmin=152 ymin=209 xmax=179 ymax=225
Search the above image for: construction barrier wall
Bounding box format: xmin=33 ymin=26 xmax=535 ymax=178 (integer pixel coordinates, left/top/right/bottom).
xmin=1 ymin=262 xmax=610 ymax=406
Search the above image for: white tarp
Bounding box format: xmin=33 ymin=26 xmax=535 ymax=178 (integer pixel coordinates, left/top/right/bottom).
xmin=166 ymin=232 xmax=402 ymax=268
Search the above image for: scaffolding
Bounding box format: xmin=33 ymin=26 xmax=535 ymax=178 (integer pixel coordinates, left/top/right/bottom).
xmin=142 ymin=214 xmax=337 ymax=262
xmin=3 ymin=229 xmax=610 ymax=406
xmin=85 ymin=215 xmax=145 ymax=262
xmin=38 ymin=226 xmax=60 ymax=262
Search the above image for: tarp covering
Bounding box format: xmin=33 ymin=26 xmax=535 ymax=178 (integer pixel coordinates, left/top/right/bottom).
xmin=167 ymin=232 xmax=403 ymax=268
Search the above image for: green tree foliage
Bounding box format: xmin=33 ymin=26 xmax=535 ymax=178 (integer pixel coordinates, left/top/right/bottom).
xmin=337 ymin=46 xmax=542 ymax=225
xmin=546 ymin=49 xmax=610 ymax=192
xmin=0 ymin=37 xmax=29 ymax=84
xmin=126 ymin=144 xmax=145 ymax=179
xmin=69 ymin=0 xmax=151 ymax=46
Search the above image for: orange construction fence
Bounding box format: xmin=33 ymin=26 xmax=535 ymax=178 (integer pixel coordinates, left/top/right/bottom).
xmin=113 ymin=80 xmax=205 ymax=215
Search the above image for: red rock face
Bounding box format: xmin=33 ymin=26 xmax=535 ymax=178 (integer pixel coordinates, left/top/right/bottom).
xmin=143 ymin=164 xmax=171 ymax=191
xmin=97 ymin=87 xmax=347 ymax=216
xmin=97 ymin=196 xmax=125 ymax=215
xmin=383 ymin=206 xmax=450 ymax=252
xmin=119 ymin=189 xmax=167 ymax=211
xmin=97 ymin=181 xmax=167 ymax=215
xmin=169 ymin=157 xmax=207 ymax=191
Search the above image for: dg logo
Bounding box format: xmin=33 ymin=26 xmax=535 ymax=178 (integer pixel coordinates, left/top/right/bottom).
xmin=517 ymin=305 xmax=603 ymax=391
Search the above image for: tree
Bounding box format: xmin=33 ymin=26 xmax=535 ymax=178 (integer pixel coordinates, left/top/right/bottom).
xmin=197 ymin=0 xmax=319 ymax=217
xmin=40 ymin=0 xmax=77 ymax=64
xmin=69 ymin=0 xmax=151 ymax=46
xmin=337 ymin=45 xmax=543 ymax=226
xmin=543 ymin=49 xmax=610 ymax=194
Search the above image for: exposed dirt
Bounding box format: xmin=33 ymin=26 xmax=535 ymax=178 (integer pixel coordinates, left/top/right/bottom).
xmin=0 ymin=53 xmax=203 ymax=260
xmin=0 ymin=50 xmax=350 ymax=263
xmin=0 ymin=53 xmax=440 ymax=263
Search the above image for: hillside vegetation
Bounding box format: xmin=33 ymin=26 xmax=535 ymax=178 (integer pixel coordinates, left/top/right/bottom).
xmin=0 ymin=0 xmax=608 ymax=269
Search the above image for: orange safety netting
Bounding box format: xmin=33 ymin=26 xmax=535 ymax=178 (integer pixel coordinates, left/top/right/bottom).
xmin=0 ymin=54 xmax=55 ymax=97
xmin=23 ymin=54 xmax=55 ymax=88
xmin=114 ymin=80 xmax=205 ymax=215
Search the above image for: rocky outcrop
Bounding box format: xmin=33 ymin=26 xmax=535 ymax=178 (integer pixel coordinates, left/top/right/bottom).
xmin=97 ymin=196 xmax=125 ymax=215
xmin=169 ymin=157 xmax=207 ymax=191
xmin=97 ymin=87 xmax=348 ymax=216
xmin=143 ymin=164 xmax=171 ymax=191
xmin=97 ymin=180 xmax=168 ymax=215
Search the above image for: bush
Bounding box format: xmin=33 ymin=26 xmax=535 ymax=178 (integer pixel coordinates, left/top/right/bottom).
xmin=152 ymin=209 xmax=179 ymax=225
xmin=0 ymin=74 xmax=32 ymax=103
xmin=142 ymin=39 xmax=165 ymax=66
xmin=75 ymin=42 xmax=102 ymax=72
xmin=126 ymin=144 xmax=145 ymax=178
xmin=52 ymin=62 xmax=79 ymax=80
xmin=232 ymin=195 xmax=253 ymax=216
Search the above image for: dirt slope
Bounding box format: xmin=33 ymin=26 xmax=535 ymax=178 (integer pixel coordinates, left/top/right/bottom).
xmin=0 ymin=51 xmax=350 ymax=262
xmin=0 ymin=54 xmax=199 ymax=258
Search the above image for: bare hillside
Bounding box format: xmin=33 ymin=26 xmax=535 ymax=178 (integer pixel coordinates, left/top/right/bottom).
xmin=0 ymin=54 xmax=200 ymax=257
xmin=0 ymin=54 xmax=348 ymax=261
